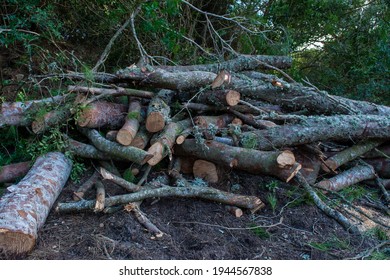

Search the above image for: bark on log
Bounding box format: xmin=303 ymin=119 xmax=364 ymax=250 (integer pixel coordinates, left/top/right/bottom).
xmin=105 ymin=130 xmax=118 ymax=141
xmin=116 ymin=99 xmax=141 ymax=145
xmin=68 ymin=85 xmax=154 ymax=99
xmin=63 ymin=134 xmax=113 ymax=160
xmin=193 ymin=160 xmax=221 ymax=183
xmin=316 ymin=165 xmax=377 ymax=192
xmin=195 ymin=89 xmax=240 ymax=107
xmin=0 ymin=161 xmax=31 ymax=184
xmin=364 ymin=158 xmax=390 ymax=178
xmin=56 ymin=184 xmax=265 ymax=214
xmin=130 ymin=126 xmax=152 ymax=150
xmin=322 ymin=139 xmax=385 ymax=172
xmin=294 ymin=148 xmax=321 ymax=185
xmin=362 ymin=143 xmax=390 ymax=159
xmin=175 ymin=139 xmax=299 ymax=182
xmin=0 ymin=152 xmax=72 ymax=256
xmin=73 ymin=171 xmax=100 ymax=201
xmin=77 ymin=101 xmax=127 ymax=129
xmin=100 ymin=167 xmax=141 ymax=192
xmin=145 ymin=93 xmax=171 ymax=133
xmin=225 ymin=206 xmax=243 ymax=218
xmin=78 ymin=128 xmax=152 ymax=164
xmin=31 ymin=107 xmax=71 ymax=134
xmin=239 ymin=115 xmax=390 ymax=151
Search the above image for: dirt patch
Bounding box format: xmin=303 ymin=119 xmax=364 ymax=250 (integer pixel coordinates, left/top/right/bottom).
xmin=18 ymin=170 xmax=386 ymax=260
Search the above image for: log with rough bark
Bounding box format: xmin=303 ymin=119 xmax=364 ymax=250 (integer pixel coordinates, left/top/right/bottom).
xmin=316 ymin=165 xmax=377 ymax=192
xmin=63 ymin=134 xmax=113 ymax=160
xmin=130 ymin=126 xmax=152 ymax=149
xmin=193 ymin=159 xmax=221 ymax=183
xmin=56 ymin=183 xmax=265 ymax=214
xmin=0 ymin=161 xmax=31 ymax=184
xmin=31 ymin=107 xmax=71 ymax=134
xmin=364 ymin=158 xmax=390 ymax=178
xmin=145 ymin=92 xmax=172 ymax=133
xmin=239 ymin=115 xmax=390 ymax=151
xmin=68 ymin=85 xmax=154 ymax=100
xmin=0 ymin=152 xmax=72 ymax=256
xmin=175 ymin=139 xmax=300 ymax=182
xmin=225 ymin=206 xmax=243 ymax=218
xmin=294 ymin=148 xmax=321 ymax=185
xmin=195 ymin=89 xmax=240 ymax=107
xmin=322 ymin=139 xmax=385 ymax=172
xmin=116 ymin=98 xmax=142 ymax=145
xmin=147 ymin=119 xmax=192 ymax=166
xmin=78 ymin=128 xmax=152 ymax=164
xmin=76 ymin=101 xmax=127 ymax=129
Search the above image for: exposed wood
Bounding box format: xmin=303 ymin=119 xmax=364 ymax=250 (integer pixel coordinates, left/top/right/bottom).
xmin=145 ymin=92 xmax=172 ymax=133
xmin=94 ymin=181 xmax=106 ymax=212
xmin=193 ymin=160 xmax=220 ymax=183
xmin=322 ymin=139 xmax=385 ymax=172
xmin=100 ymin=167 xmax=141 ymax=192
xmin=194 ymin=114 xmax=235 ymax=130
xmin=196 ymin=89 xmax=240 ymax=107
xmin=105 ymin=130 xmax=118 ymax=141
xmin=175 ymin=127 xmax=193 ymax=145
xmin=0 ymin=161 xmax=31 ymax=184
xmin=77 ymin=101 xmax=127 ymax=129
xmin=0 ymin=152 xmax=72 ymax=256
xmin=175 ymin=139 xmax=299 ymax=182
xmin=116 ymin=99 xmax=141 ymax=145
xmin=31 ymin=107 xmax=71 ymax=134
xmin=225 ymin=206 xmax=243 ymax=218
xmin=73 ymin=171 xmax=100 ymax=201
xmin=364 ymin=158 xmax=390 ymax=178
xmin=56 ymin=183 xmax=265 ymax=214
xmin=316 ymin=165 xmax=377 ymax=192
xmin=130 ymin=126 xmax=152 ymax=150
xmin=79 ymin=128 xmax=153 ymax=164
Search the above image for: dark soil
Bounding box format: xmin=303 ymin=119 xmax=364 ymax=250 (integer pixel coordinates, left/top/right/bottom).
xmin=23 ymin=170 xmax=387 ymax=260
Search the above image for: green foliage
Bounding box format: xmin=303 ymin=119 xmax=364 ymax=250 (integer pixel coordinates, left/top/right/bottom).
xmin=266 ymin=193 xmax=277 ymax=214
xmin=248 ymin=223 xmax=271 ymax=239
xmin=123 ymin=168 xmax=136 ymax=183
xmin=240 ymin=133 xmax=257 ymax=149
xmin=308 ymin=236 xmax=350 ymax=252
xmin=127 ymin=111 xmax=140 ymax=120
xmin=365 ymin=227 xmax=389 ymax=241
xmin=70 ymin=161 xmax=86 ymax=183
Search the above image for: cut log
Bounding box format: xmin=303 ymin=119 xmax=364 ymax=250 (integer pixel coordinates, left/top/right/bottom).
xmin=145 ymin=93 xmax=171 ymax=133
xmin=175 ymin=127 xmax=193 ymax=145
xmin=130 ymin=126 xmax=152 ymax=150
xmin=364 ymin=158 xmax=390 ymax=178
xmin=193 ymin=160 xmax=220 ymax=183
xmin=316 ymin=165 xmax=377 ymax=192
xmin=225 ymin=206 xmax=243 ymax=218
xmin=322 ymin=139 xmax=385 ymax=172
xmin=77 ymin=101 xmax=127 ymax=129
xmin=194 ymin=114 xmax=235 ymax=129
xmin=63 ymin=134 xmax=113 ymax=160
xmin=116 ymin=98 xmax=141 ymax=145
xmin=0 ymin=152 xmax=72 ymax=256
xmin=239 ymin=115 xmax=390 ymax=151
xmin=196 ymin=89 xmax=240 ymax=107
xmin=147 ymin=119 xmax=192 ymax=166
xmin=78 ymin=128 xmax=152 ymax=164
xmin=175 ymin=139 xmax=299 ymax=182
xmin=0 ymin=161 xmax=31 ymax=184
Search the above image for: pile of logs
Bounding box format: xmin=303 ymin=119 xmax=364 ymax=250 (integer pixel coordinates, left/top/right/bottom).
xmin=1 ymin=54 xmax=389 ymax=255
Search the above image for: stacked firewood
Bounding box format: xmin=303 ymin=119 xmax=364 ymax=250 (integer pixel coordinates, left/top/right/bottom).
xmin=1 ymin=54 xmax=389 ymax=255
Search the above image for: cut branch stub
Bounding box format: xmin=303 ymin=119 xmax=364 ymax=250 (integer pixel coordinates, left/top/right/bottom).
xmin=116 ymin=99 xmax=141 ymax=146
xmin=0 ymin=152 xmax=72 ymax=256
xmin=196 ymin=89 xmax=240 ymax=107
xmin=145 ymin=96 xmax=171 ymax=133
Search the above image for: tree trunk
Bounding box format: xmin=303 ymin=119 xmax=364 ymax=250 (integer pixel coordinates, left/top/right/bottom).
xmin=0 ymin=152 xmax=72 ymax=256
xmin=175 ymin=139 xmax=299 ymax=182
xmin=0 ymin=161 xmax=31 ymax=184
xmin=77 ymin=101 xmax=127 ymax=129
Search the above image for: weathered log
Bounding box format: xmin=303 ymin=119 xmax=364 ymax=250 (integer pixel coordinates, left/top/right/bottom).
xmin=130 ymin=126 xmax=152 ymax=150
xmin=175 ymin=127 xmax=193 ymax=145
xmin=228 ymin=108 xmax=275 ymax=129
xmin=63 ymin=134 xmax=113 ymax=160
xmin=322 ymin=139 xmax=385 ymax=172
xmin=364 ymin=158 xmax=390 ymax=178
xmin=175 ymin=139 xmax=299 ymax=182
xmin=78 ymin=128 xmax=152 ymax=164
xmin=73 ymin=171 xmax=100 ymax=201
xmin=157 ymin=55 xmax=293 ymax=72
xmin=100 ymin=167 xmax=140 ymax=192
xmin=145 ymin=93 xmax=171 ymax=133
xmin=196 ymin=89 xmax=240 ymax=107
xmin=116 ymin=99 xmax=141 ymax=145
xmin=0 ymin=161 xmax=31 ymax=184
xmin=316 ymin=165 xmax=377 ymax=192
xmin=68 ymin=85 xmax=154 ymax=99
xmin=147 ymin=119 xmax=192 ymax=166
xmin=0 ymin=152 xmax=72 ymax=256
xmin=193 ymin=160 xmax=220 ymax=183
xmin=239 ymin=115 xmax=390 ymax=151
xmin=94 ymin=181 xmax=105 ymax=212
xmin=31 ymin=107 xmax=71 ymax=134
xmin=77 ymin=101 xmax=127 ymax=129
xmin=0 ymin=95 xmax=65 ymax=128
xmin=56 ymin=184 xmax=265 ymax=214
xmin=294 ymin=148 xmax=321 ymax=185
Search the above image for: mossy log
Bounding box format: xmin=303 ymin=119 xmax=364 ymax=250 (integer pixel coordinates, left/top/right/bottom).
xmin=316 ymin=165 xmax=377 ymax=192
xmin=239 ymin=115 xmax=390 ymax=151
xmin=322 ymin=139 xmax=385 ymax=172
xmin=0 ymin=161 xmax=31 ymax=184
xmin=78 ymin=128 xmax=152 ymax=164
xmin=0 ymin=152 xmax=72 ymax=256
xmin=31 ymin=107 xmax=71 ymax=134
xmin=175 ymin=139 xmax=300 ymax=182
xmin=116 ymin=99 xmax=141 ymax=145
xmin=77 ymin=101 xmax=127 ymax=129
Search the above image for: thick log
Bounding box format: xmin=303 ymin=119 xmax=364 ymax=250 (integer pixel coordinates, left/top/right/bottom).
xmin=130 ymin=126 xmax=152 ymax=150
xmin=239 ymin=115 xmax=390 ymax=151
xmin=116 ymin=99 xmax=141 ymax=145
xmin=158 ymin=55 xmax=293 ymax=72
xmin=196 ymin=89 xmax=240 ymax=107
xmin=175 ymin=139 xmax=299 ymax=182
xmin=0 ymin=152 xmax=72 ymax=256
xmin=322 ymin=139 xmax=385 ymax=172
xmin=364 ymin=158 xmax=390 ymax=178
xmin=193 ymin=160 xmax=220 ymax=183
xmin=0 ymin=161 xmax=31 ymax=184
xmin=63 ymin=134 xmax=113 ymax=160
xmin=147 ymin=119 xmax=192 ymax=166
xmin=78 ymin=128 xmax=152 ymax=164
xmin=0 ymin=95 xmax=65 ymax=128
xmin=31 ymin=107 xmax=71 ymax=134
xmin=145 ymin=94 xmax=171 ymax=133
xmin=68 ymin=85 xmax=154 ymax=99
xmin=77 ymin=101 xmax=127 ymax=129
xmin=56 ymin=184 xmax=265 ymax=214
xmin=316 ymin=165 xmax=377 ymax=192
